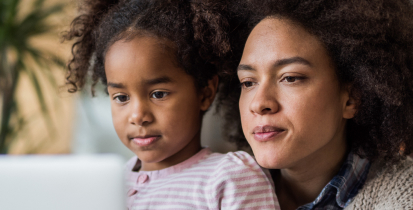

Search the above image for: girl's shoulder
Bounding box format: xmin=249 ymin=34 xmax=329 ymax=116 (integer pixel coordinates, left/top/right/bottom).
xmin=200 ymin=150 xmax=274 ymax=188
xmin=125 ymin=156 xmax=139 ymax=171
xmin=345 ymin=157 xmax=413 ymax=210
xmin=198 ymin=150 xmax=280 ymax=209
xmin=205 ymin=150 xmax=267 ymax=174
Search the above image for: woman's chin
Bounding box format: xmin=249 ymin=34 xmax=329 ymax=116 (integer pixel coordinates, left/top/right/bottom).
xmin=254 ymin=152 xmax=288 ymax=169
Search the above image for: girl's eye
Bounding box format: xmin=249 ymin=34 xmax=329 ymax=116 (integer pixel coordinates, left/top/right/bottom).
xmin=240 ymin=81 xmax=256 ymax=89
xmin=114 ymin=95 xmax=129 ymax=103
xmin=151 ymin=91 xmax=169 ymax=99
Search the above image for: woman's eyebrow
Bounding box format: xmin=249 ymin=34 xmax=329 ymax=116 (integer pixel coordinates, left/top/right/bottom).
xmin=237 ymin=64 xmax=255 ymax=71
xmin=274 ymin=57 xmax=312 ymax=67
xmin=237 ymin=56 xmax=312 ymax=72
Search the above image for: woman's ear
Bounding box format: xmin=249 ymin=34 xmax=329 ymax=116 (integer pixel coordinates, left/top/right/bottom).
xmin=200 ymin=75 xmax=219 ymax=111
xmin=342 ymin=87 xmax=358 ymax=119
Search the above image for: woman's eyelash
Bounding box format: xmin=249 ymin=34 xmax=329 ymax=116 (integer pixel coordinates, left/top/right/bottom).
xmin=239 ymin=76 xmax=305 ymax=88
xmin=240 ymin=81 xmax=256 ymax=89
xmin=281 ymin=76 xmax=305 ymax=83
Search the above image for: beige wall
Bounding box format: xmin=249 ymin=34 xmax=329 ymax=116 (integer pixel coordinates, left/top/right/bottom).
xmin=8 ymin=0 xmax=77 ymax=154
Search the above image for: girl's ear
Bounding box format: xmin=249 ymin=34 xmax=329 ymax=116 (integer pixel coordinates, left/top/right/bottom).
xmin=342 ymin=87 xmax=358 ymax=119
xmin=200 ymin=75 xmax=219 ymax=111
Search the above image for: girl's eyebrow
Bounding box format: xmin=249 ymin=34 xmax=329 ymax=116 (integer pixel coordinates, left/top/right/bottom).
xmin=237 ymin=56 xmax=312 ymax=72
xmin=107 ymin=76 xmax=173 ymax=89
xmin=107 ymin=82 xmax=125 ymax=89
xmin=144 ymin=76 xmax=173 ymax=86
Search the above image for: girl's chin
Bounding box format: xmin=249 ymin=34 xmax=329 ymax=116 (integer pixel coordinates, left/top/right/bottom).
xmin=135 ymin=151 xmax=166 ymax=164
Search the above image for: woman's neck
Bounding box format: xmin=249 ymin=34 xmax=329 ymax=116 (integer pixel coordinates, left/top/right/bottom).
xmin=274 ymin=137 xmax=348 ymax=210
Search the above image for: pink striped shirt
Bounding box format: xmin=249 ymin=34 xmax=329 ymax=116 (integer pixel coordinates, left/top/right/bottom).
xmin=125 ymin=148 xmax=280 ymax=210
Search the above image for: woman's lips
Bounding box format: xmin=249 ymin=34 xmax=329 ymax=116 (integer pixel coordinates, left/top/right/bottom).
xmin=131 ymin=136 xmax=160 ymax=146
xmin=253 ymin=125 xmax=285 ymax=142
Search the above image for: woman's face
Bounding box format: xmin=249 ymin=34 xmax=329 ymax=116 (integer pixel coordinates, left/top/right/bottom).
xmin=238 ymin=18 xmax=357 ymax=169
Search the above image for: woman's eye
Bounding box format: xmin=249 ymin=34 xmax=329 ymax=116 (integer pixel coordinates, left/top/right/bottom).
xmin=281 ymin=76 xmax=305 ymax=83
xmin=114 ymin=95 xmax=129 ymax=103
xmin=240 ymin=81 xmax=256 ymax=89
xmin=284 ymin=76 xmax=296 ymax=82
xmin=151 ymin=91 xmax=169 ymax=99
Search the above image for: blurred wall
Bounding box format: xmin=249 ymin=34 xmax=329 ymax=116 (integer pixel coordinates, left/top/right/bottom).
xmin=8 ymin=0 xmax=77 ymax=154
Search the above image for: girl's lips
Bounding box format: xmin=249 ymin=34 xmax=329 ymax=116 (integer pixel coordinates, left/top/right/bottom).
xmin=132 ymin=136 xmax=160 ymax=146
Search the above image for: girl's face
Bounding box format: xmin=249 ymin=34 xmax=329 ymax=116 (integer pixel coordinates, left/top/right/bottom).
xmin=105 ymin=36 xmax=215 ymax=171
xmin=238 ymin=18 xmax=357 ymax=169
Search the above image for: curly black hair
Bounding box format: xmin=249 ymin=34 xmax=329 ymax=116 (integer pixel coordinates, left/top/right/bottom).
xmin=63 ymin=0 xmax=236 ymax=95
xmin=218 ymin=0 xmax=413 ymax=163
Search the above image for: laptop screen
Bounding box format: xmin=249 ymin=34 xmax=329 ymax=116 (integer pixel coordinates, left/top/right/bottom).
xmin=0 ymin=155 xmax=126 ymax=210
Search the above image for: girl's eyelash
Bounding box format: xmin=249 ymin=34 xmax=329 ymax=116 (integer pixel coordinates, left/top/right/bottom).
xmin=113 ymin=94 xmax=129 ymax=103
xmin=150 ymin=91 xmax=169 ymax=99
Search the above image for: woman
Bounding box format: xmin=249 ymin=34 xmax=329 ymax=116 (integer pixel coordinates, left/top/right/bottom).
xmin=219 ymin=0 xmax=413 ymax=209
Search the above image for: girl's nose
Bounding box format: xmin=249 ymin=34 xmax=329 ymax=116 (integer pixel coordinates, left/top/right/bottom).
xmin=128 ymin=101 xmax=154 ymax=126
xmin=249 ymin=84 xmax=279 ymax=115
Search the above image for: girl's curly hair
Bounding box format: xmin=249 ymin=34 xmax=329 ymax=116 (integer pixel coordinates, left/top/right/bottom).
xmin=218 ymin=0 xmax=413 ymax=163
xmin=63 ymin=0 xmax=235 ymax=94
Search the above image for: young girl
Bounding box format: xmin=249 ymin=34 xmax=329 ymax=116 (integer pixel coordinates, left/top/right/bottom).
xmin=64 ymin=0 xmax=279 ymax=209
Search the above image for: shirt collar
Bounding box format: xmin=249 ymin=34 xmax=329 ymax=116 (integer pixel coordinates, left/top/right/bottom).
xmin=311 ymin=151 xmax=371 ymax=208
xmin=127 ymin=147 xmax=212 ymax=181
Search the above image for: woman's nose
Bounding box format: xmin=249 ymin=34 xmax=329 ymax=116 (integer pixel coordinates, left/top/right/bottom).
xmin=128 ymin=100 xmax=154 ymax=126
xmin=249 ymin=84 xmax=279 ymax=115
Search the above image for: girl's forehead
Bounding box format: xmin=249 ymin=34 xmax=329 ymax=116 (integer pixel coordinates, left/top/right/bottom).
xmin=104 ymin=36 xmax=189 ymax=87
xmin=106 ymin=37 xmax=176 ymax=68
xmin=107 ymin=35 xmax=175 ymax=59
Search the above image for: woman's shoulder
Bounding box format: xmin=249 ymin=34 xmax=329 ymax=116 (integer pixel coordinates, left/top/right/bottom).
xmin=346 ymin=157 xmax=413 ymax=210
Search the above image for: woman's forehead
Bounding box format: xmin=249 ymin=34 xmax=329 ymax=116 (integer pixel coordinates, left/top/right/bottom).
xmin=241 ymin=18 xmax=332 ymax=72
xmin=247 ymin=18 xmax=320 ymax=51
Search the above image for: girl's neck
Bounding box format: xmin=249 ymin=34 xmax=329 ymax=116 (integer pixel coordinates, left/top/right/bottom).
xmin=274 ymin=137 xmax=348 ymax=210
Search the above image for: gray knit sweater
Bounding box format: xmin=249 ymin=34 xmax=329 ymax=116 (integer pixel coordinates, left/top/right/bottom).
xmin=345 ymin=157 xmax=413 ymax=210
